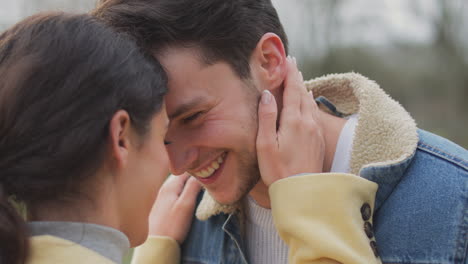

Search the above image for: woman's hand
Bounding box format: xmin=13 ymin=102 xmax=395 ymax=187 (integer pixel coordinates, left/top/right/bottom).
xmin=147 ymin=173 xmax=201 ymax=244
xmin=256 ymin=56 xmax=325 ymax=187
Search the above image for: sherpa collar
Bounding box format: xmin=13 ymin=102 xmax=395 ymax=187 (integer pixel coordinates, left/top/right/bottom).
xmin=196 ymin=72 xmax=419 ymax=221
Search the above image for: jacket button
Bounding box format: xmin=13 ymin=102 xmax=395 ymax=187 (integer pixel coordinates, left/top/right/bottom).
xmin=364 ymin=222 xmax=374 ymax=238
xmin=370 ymin=241 xmax=379 ymax=258
xmin=361 ymin=203 xmax=371 ymax=221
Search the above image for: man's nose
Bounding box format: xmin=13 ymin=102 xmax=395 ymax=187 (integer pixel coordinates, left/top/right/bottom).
xmin=166 ymin=142 xmax=198 ymax=175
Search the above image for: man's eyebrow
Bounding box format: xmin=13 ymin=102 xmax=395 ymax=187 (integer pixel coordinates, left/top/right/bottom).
xmin=168 ymin=96 xmax=205 ymax=120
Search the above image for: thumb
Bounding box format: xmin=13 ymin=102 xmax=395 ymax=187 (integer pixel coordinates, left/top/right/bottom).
xmin=256 ymin=90 xmax=278 ymax=154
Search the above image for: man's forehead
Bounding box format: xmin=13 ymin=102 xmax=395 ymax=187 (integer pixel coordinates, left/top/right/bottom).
xmin=166 ymin=95 xmax=207 ymax=120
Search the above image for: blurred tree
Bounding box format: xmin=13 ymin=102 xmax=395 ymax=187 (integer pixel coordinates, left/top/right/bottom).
xmin=287 ymin=0 xmax=468 ymax=147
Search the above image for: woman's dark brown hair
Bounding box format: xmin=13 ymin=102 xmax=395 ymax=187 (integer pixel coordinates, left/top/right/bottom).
xmin=0 ymin=12 xmax=167 ymax=264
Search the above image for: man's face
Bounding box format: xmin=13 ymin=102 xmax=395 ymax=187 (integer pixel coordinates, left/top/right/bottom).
xmin=160 ymin=48 xmax=261 ymax=205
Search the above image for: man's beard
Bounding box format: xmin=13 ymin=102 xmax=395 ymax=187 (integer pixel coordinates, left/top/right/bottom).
xmin=218 ymin=82 xmax=262 ymax=205
xmin=233 ymin=152 xmax=261 ymax=204
xmin=210 ymin=150 xmax=261 ymax=206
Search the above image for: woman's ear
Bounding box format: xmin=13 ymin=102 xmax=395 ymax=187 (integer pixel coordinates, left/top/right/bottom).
xmin=250 ymin=32 xmax=287 ymax=92
xmin=109 ymin=110 xmax=132 ymax=169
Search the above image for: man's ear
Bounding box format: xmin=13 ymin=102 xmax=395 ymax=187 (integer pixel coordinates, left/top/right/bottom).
xmin=250 ymin=33 xmax=287 ymax=92
xmin=109 ymin=110 xmax=132 ymax=169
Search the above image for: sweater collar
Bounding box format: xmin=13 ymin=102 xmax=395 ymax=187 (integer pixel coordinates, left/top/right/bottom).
xmin=196 ymin=72 xmax=418 ymax=220
xmin=28 ymin=221 xmax=130 ymax=264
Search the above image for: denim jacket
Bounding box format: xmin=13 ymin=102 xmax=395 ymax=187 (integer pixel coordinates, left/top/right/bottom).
xmin=181 ymin=73 xmax=468 ymax=264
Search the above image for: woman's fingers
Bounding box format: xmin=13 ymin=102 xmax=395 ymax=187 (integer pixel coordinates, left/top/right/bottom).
xmin=282 ymin=57 xmax=302 ymax=118
xmin=161 ymin=173 xmax=190 ymax=196
xmin=257 ymin=90 xmax=278 ymax=152
xmin=256 ymin=89 xmax=279 ymax=186
xmin=255 ymin=55 xmax=326 ymax=187
xmin=177 ymin=177 xmax=202 ymax=209
xmin=281 ymin=57 xmax=309 ymax=129
xmin=302 ymin=90 xmax=320 ymax=123
xmin=298 ymin=71 xmax=313 ymax=115
xmin=148 ymin=174 xmax=200 ymax=244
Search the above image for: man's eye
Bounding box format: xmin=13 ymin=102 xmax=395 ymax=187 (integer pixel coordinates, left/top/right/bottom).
xmin=183 ymin=111 xmax=203 ymax=123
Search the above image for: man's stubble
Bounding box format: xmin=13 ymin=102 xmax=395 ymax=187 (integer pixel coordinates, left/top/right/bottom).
xmin=216 ymin=81 xmax=262 ymax=206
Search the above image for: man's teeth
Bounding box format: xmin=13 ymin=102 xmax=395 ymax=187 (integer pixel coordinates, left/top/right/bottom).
xmin=195 ymin=154 xmax=225 ymax=178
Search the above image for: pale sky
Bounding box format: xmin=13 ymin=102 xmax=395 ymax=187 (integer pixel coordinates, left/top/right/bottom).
xmin=1 ymin=0 xmax=440 ymax=54
xmin=0 ymin=0 xmax=23 ymax=23
xmin=272 ymin=0 xmax=437 ymax=50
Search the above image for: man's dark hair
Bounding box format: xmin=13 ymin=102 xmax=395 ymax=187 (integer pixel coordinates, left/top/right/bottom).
xmin=93 ymin=0 xmax=289 ymax=79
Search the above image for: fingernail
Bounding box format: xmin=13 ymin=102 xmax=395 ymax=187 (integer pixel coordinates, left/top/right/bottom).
xmin=261 ymin=90 xmax=272 ymax=104
xmin=293 ymin=57 xmax=297 ymax=65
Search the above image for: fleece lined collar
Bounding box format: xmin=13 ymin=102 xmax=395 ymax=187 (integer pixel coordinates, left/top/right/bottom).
xmin=196 ymin=72 xmax=419 ymax=220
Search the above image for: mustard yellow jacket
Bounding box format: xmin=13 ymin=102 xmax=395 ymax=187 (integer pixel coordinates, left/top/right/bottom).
xmin=132 ymin=173 xmax=379 ymax=264
xmin=28 ymin=173 xmax=378 ymax=264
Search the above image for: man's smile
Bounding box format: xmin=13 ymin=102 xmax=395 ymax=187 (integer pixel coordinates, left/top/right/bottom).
xmin=191 ymin=152 xmax=227 ymax=179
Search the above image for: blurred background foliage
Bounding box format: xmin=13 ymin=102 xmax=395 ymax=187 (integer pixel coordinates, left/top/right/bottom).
xmin=1 ymin=0 xmax=466 ymax=147
xmin=274 ymin=0 xmax=468 ymax=147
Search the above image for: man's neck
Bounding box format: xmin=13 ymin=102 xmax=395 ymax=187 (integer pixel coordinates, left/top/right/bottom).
xmin=249 ymin=110 xmax=347 ymax=208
